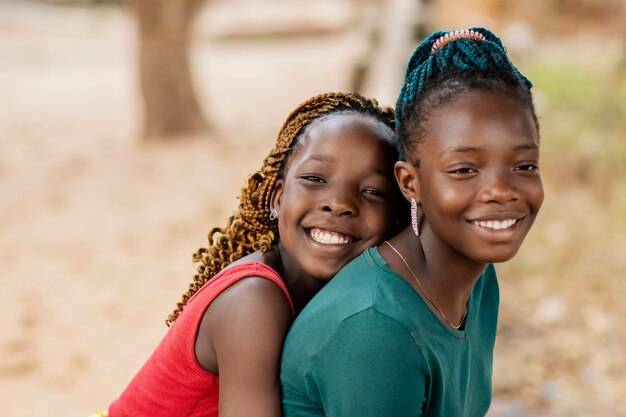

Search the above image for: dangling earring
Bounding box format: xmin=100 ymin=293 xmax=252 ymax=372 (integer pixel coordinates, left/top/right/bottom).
xmin=410 ymin=198 xmax=420 ymax=237
xmin=269 ymin=209 xmax=278 ymax=221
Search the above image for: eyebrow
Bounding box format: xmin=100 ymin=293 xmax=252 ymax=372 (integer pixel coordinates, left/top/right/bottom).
xmin=441 ymin=146 xmax=481 ymax=156
xmin=306 ymin=154 xmax=337 ymax=164
xmin=514 ymin=143 xmax=539 ymax=151
xmin=442 ymin=143 xmax=539 ymax=156
xmin=368 ymin=166 xmax=390 ymax=177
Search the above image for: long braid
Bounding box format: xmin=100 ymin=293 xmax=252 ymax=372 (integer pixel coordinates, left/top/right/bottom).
xmin=166 ymin=92 xmax=396 ymax=326
xmin=395 ymin=28 xmax=538 ymax=162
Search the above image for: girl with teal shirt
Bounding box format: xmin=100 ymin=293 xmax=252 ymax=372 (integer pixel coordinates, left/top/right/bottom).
xmin=281 ymin=28 xmax=544 ymax=417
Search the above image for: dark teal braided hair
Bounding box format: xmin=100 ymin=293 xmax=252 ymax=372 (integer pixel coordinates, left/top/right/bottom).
xmin=395 ymin=27 xmax=539 ymax=163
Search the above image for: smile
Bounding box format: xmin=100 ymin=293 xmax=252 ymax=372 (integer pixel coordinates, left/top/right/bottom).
xmin=471 ymin=219 xmax=518 ymax=230
xmin=308 ymin=228 xmax=353 ymax=245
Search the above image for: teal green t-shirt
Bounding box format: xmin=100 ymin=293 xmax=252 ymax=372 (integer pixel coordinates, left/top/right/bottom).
xmin=280 ymin=247 xmax=499 ymax=417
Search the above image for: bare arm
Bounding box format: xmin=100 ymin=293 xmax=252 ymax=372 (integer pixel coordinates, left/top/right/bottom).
xmin=198 ymin=277 xmax=292 ymax=417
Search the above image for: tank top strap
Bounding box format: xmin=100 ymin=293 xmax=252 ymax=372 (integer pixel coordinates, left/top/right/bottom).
xmin=227 ymin=263 xmax=295 ymax=317
xmin=189 ymin=262 xmax=295 ymax=317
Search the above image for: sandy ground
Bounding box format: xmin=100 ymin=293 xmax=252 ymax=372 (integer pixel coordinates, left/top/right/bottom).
xmin=1 ymin=2 xmax=625 ymax=417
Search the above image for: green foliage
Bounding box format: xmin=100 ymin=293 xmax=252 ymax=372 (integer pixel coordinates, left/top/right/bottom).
xmin=526 ymin=57 xmax=626 ymax=198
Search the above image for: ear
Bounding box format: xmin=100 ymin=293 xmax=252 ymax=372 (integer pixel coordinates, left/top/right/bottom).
xmin=394 ymin=161 xmax=421 ymax=203
xmin=270 ymin=179 xmax=285 ymax=212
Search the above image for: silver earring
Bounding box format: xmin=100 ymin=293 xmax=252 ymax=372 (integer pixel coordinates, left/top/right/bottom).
xmin=269 ymin=209 xmax=278 ymax=221
xmin=410 ymin=198 xmax=419 ymax=237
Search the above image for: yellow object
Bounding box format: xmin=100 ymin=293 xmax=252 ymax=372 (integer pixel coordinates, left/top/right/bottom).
xmin=88 ymin=411 xmax=108 ymax=417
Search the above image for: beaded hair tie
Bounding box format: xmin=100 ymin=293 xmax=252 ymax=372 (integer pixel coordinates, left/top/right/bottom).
xmin=431 ymin=29 xmax=486 ymax=53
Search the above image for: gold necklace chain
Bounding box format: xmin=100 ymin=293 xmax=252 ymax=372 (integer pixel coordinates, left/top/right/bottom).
xmin=384 ymin=241 xmax=467 ymax=330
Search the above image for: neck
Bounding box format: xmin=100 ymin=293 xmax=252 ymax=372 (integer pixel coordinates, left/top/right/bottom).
xmin=384 ymin=227 xmax=487 ymax=327
xmin=271 ymin=243 xmax=326 ymax=315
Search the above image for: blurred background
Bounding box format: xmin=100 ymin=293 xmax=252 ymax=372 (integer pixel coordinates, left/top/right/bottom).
xmin=1 ymin=0 xmax=625 ymax=415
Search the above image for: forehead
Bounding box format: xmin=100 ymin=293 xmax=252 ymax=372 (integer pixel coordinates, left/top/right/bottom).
xmin=420 ymin=90 xmax=538 ymax=152
xmin=285 ymin=113 xmax=397 ymax=169
xmin=292 ymin=112 xmax=394 ymax=155
xmin=304 ymin=112 xmax=390 ymax=140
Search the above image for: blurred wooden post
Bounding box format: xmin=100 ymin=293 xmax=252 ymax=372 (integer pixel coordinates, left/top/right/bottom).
xmin=412 ymin=0 xmax=434 ymax=41
xmin=353 ymin=0 xmax=421 ymax=106
xmin=135 ymin=0 xmax=209 ymax=140
xmin=621 ymin=0 xmax=626 ymax=70
xmin=350 ymin=0 xmax=382 ymax=95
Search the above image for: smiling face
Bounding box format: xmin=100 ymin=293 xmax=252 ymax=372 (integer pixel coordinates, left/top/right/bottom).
xmin=397 ymin=90 xmax=544 ymax=264
xmin=272 ymin=113 xmax=401 ymax=282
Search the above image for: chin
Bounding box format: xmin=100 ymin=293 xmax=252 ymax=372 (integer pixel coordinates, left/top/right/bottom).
xmin=305 ymin=265 xmax=343 ymax=282
xmin=478 ymin=247 xmax=521 ymax=264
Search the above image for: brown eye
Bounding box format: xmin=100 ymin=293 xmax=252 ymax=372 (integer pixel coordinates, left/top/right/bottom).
xmin=362 ymin=188 xmax=388 ymax=202
xmin=514 ymin=164 xmax=539 ymax=173
xmin=301 ymin=175 xmax=325 ymax=183
xmin=448 ymin=167 xmax=478 ymax=177
xmin=451 ymin=168 xmax=476 ymax=174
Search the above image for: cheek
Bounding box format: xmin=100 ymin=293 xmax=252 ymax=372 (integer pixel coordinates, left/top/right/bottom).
xmin=438 ymin=187 xmax=467 ymax=208
xmin=531 ymin=179 xmax=545 ymax=211
xmin=519 ymin=177 xmax=544 ymax=213
xmin=276 ymin=203 xmax=298 ymax=235
xmin=364 ymin=206 xmax=396 ymax=239
xmin=423 ymin=178 xmax=472 ymax=215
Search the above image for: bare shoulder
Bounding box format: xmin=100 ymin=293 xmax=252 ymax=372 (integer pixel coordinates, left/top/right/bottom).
xmin=196 ymin=275 xmax=292 ymax=373
xmin=212 ymin=278 xmax=290 ymax=415
xmin=208 ymin=275 xmax=292 ymax=324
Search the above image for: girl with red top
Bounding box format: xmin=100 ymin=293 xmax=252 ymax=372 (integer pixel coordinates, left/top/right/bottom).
xmin=94 ymin=93 xmax=407 ymax=417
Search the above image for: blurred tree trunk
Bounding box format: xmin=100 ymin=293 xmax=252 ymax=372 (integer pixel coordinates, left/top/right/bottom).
xmin=135 ymin=0 xmax=209 ymax=140
xmin=350 ymin=0 xmax=383 ymax=93
xmin=622 ymin=1 xmax=626 ymax=70
xmin=351 ymin=0 xmax=423 ymax=105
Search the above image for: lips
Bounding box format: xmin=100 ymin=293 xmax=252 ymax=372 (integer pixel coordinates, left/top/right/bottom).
xmin=307 ymin=227 xmax=353 ymax=245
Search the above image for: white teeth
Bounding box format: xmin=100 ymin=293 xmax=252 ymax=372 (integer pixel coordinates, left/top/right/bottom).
xmin=472 ymin=219 xmax=517 ymax=230
xmin=309 ymin=228 xmax=351 ymax=245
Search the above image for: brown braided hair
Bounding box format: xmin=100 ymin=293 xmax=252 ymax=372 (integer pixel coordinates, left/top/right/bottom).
xmin=165 ymin=92 xmax=397 ymax=326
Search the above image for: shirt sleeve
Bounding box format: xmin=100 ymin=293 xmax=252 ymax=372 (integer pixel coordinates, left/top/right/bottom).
xmin=306 ymin=309 xmax=429 ymax=417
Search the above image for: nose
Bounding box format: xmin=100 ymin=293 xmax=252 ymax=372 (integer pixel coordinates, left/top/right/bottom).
xmin=321 ymin=189 xmax=359 ymax=217
xmin=479 ymin=169 xmax=520 ymax=204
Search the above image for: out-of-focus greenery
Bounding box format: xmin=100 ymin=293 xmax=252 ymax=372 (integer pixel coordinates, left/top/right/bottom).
xmin=530 ymin=45 xmax=626 ymax=240
xmin=529 ymin=54 xmax=626 ymax=195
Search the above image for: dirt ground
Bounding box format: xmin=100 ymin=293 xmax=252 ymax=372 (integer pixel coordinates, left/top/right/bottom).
xmin=1 ymin=2 xmax=624 ymax=417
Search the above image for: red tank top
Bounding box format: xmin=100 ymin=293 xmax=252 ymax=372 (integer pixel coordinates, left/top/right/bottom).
xmin=108 ymin=263 xmax=294 ymax=417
